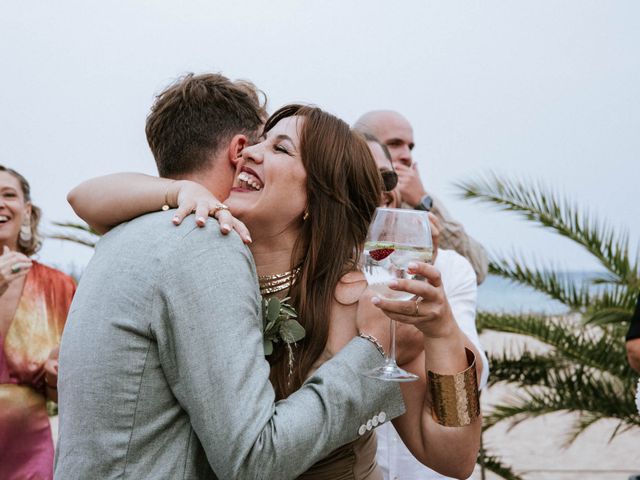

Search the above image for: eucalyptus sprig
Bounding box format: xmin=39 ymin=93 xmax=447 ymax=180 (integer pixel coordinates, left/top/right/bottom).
xmin=262 ymin=296 xmax=305 ymax=355
xmin=262 ymin=296 xmax=305 ymax=382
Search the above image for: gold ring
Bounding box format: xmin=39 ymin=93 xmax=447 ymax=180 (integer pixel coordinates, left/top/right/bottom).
xmin=414 ymin=299 xmax=420 ymax=316
xmin=11 ymin=264 xmax=20 ymax=274
xmin=212 ymin=203 xmax=229 ymax=217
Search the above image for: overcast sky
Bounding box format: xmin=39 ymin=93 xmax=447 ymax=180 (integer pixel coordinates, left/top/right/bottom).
xmin=2 ymin=1 xmax=638 ymax=273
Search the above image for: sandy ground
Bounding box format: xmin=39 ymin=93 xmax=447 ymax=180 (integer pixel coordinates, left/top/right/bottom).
xmin=468 ymin=331 xmax=640 ymax=480
xmin=50 ymin=331 xmax=640 ymax=479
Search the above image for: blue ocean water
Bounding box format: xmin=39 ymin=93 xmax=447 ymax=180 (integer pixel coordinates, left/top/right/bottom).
xmin=476 ymin=272 xmax=602 ymax=314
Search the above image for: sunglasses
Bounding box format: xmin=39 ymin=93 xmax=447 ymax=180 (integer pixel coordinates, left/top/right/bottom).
xmin=380 ymin=169 xmax=398 ymax=192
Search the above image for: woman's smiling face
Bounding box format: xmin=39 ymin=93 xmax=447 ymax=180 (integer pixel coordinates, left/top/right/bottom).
xmin=225 ymin=115 xmax=308 ymax=237
xmin=0 ymin=171 xmax=30 ymax=250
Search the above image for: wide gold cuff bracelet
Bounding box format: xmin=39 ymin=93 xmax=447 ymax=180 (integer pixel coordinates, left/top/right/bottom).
xmin=428 ymin=347 xmax=480 ymax=427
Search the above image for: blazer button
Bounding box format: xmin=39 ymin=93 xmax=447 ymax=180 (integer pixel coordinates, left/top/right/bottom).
xmin=358 ymin=424 xmax=367 ymax=436
xmin=378 ymin=411 xmax=387 ymax=423
xmin=372 ymin=415 xmax=379 ymax=427
xmin=366 ymin=419 xmax=373 ymax=430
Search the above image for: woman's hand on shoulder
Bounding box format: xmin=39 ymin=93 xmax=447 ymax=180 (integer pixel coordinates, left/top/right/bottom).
xmin=170 ymin=180 xmax=252 ymax=244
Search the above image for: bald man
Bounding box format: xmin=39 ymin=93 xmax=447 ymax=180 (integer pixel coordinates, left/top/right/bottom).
xmin=355 ymin=110 xmax=488 ymax=284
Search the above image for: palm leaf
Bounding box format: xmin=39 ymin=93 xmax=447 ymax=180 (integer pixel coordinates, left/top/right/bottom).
xmin=478 ymin=312 xmax=629 ymax=377
xmin=457 ymin=174 xmax=639 ymax=287
xmin=46 ymin=221 xmax=100 ymax=249
xmin=583 ymin=285 xmax=639 ymax=326
xmin=50 ymin=221 xmax=100 ymax=236
xmin=477 ymin=449 xmax=525 ymax=480
xmin=489 ymin=256 xmax=590 ymax=309
xmin=485 ymin=369 xmax=640 ymax=436
xmin=486 ymin=349 xmax=569 ymax=387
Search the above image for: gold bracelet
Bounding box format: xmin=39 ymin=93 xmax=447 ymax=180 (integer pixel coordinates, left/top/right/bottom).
xmin=161 ymin=180 xmax=177 ymax=211
xmin=428 ymin=347 xmax=480 ymax=427
xmin=358 ymin=332 xmax=385 ymax=357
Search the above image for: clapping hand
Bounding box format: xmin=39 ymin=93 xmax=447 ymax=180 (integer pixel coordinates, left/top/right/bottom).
xmin=0 ymin=246 xmax=32 ymax=297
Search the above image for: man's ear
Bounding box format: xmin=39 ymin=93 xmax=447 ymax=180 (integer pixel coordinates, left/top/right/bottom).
xmin=227 ymin=134 xmax=248 ymax=165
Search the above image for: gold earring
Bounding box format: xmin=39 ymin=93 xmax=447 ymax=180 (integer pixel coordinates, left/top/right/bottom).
xmin=302 ymin=211 xmax=309 ymax=221
xmin=18 ymin=219 xmax=32 ymax=247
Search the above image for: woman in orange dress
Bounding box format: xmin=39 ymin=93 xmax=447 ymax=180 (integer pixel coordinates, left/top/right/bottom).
xmin=0 ymin=166 xmax=76 ymax=480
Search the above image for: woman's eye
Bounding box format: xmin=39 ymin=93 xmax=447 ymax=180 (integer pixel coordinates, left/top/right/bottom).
xmin=274 ymin=144 xmax=289 ymax=154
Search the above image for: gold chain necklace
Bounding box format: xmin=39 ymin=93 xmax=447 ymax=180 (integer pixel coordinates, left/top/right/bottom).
xmin=258 ymin=267 xmax=301 ymax=296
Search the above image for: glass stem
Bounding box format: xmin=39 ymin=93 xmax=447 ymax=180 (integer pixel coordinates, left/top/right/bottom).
xmin=387 ymin=318 xmax=397 ymax=365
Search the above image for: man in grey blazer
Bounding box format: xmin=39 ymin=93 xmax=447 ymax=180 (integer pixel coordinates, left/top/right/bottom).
xmin=55 ymin=73 xmax=405 ymax=479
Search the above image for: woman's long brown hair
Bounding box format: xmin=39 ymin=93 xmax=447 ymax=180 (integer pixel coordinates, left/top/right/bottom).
xmin=263 ymin=105 xmax=382 ymax=399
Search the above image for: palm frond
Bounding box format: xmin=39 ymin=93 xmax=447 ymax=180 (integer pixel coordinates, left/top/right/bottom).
xmin=489 ymin=257 xmax=590 ymax=309
xmin=486 ymin=349 xmax=567 ymax=387
xmin=562 ymin=412 xmax=604 ymax=448
xmin=478 ymin=312 xmax=629 ymax=377
xmin=582 ymin=285 xmax=638 ymax=326
xmin=457 ymin=174 xmax=639 ymax=286
xmin=46 ymin=221 xmax=100 ymax=249
xmin=485 ymin=369 xmax=640 ymax=436
xmin=47 ymin=234 xmax=97 ymax=249
xmin=50 ymin=221 xmax=100 ymax=236
xmin=477 ymin=449 xmax=525 ymax=480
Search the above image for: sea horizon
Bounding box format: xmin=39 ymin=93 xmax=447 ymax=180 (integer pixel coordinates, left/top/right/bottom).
xmin=477 ymin=271 xmax=608 ymax=314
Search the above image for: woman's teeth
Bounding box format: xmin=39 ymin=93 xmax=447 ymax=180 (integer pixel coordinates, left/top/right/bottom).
xmin=238 ymin=172 xmax=262 ymax=191
xmin=0 ymin=215 xmax=9 ymax=223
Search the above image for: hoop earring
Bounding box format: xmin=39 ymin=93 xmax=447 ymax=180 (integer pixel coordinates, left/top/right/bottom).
xmin=18 ymin=220 xmax=32 ymax=247
xmin=302 ymin=211 xmax=309 ymax=221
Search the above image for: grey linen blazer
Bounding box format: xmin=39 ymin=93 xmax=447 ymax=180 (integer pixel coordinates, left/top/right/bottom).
xmin=54 ymin=211 xmax=404 ymax=480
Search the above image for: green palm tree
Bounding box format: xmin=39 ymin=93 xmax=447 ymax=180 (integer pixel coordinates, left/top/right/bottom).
xmin=457 ymin=174 xmax=639 ymax=480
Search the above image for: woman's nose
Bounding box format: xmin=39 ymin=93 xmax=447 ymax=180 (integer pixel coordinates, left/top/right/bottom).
xmin=242 ymin=144 xmax=263 ymax=164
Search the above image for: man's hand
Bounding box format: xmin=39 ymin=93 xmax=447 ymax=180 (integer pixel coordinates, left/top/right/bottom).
xmin=395 ymin=163 xmax=426 ymax=207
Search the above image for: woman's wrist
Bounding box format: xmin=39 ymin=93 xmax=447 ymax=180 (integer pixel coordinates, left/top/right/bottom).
xmin=419 ymin=309 xmax=458 ymax=340
xmin=422 ymin=328 xmax=469 ymax=376
xmin=161 ymin=179 xmax=181 ymax=210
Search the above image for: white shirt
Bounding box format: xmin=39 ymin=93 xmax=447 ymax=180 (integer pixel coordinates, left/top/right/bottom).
xmin=376 ymin=249 xmax=489 ymax=480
